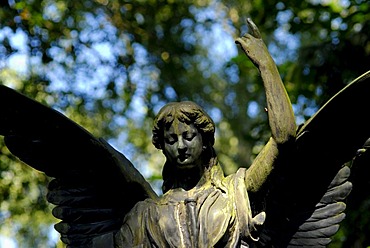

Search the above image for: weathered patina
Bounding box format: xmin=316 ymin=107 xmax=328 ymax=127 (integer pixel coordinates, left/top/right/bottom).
xmin=1 ymin=18 xmax=369 ymax=247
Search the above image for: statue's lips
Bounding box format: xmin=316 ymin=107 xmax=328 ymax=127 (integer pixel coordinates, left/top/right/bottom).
xmin=177 ymin=154 xmax=190 ymax=162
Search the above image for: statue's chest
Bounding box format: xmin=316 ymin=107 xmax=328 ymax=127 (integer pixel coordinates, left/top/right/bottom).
xmin=157 ymin=187 xmax=234 ymax=247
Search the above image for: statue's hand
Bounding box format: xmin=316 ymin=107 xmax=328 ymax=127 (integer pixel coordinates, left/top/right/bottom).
xmin=235 ymin=18 xmax=270 ymax=68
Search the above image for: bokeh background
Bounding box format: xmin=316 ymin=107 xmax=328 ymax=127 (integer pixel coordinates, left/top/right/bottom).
xmin=0 ymin=0 xmax=369 ymax=247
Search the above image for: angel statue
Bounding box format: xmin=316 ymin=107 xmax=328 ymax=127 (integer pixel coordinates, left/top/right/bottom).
xmin=1 ymin=18 xmax=370 ymax=248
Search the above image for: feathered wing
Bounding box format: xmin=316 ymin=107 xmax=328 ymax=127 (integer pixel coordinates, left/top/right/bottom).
xmin=0 ymin=85 xmax=158 ymax=247
xmin=249 ymin=70 xmax=370 ymax=247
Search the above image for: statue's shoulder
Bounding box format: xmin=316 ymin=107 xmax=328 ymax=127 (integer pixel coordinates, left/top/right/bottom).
xmin=223 ymin=167 xmax=247 ymax=185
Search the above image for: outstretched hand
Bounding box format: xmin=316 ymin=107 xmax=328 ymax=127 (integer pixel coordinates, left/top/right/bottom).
xmin=235 ymin=18 xmax=270 ymax=67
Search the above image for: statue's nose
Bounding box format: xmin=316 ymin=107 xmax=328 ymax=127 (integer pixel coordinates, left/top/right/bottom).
xmin=177 ymin=137 xmax=187 ymax=151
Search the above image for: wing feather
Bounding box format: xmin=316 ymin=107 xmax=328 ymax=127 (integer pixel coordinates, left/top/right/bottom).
xmin=251 ymin=70 xmax=370 ymax=247
xmin=0 ymin=85 xmax=157 ymax=246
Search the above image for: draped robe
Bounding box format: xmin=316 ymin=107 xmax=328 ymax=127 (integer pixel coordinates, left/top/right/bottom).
xmin=115 ymin=163 xmax=264 ymax=247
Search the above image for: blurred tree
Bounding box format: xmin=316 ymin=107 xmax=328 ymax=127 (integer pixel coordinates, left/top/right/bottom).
xmin=0 ymin=0 xmax=369 ymax=247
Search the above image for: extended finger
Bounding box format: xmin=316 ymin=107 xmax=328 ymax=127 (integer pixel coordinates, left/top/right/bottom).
xmin=235 ymin=34 xmax=252 ymax=45
xmin=247 ymin=18 xmax=261 ymax=39
xmin=235 ymin=37 xmax=243 ymax=45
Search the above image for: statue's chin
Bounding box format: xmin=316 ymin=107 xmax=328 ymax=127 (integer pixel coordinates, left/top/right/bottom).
xmin=175 ymin=160 xmax=197 ymax=170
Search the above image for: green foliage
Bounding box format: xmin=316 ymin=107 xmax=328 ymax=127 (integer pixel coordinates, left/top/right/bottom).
xmin=0 ymin=139 xmax=57 ymax=246
xmin=0 ymin=0 xmax=369 ymax=246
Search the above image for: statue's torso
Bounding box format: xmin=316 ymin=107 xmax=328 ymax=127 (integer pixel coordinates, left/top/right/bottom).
xmin=115 ymin=167 xmax=250 ymax=248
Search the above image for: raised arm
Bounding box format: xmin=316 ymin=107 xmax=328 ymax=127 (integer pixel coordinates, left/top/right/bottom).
xmin=235 ymin=19 xmax=296 ymax=192
xmin=236 ymin=19 xmax=296 ymax=143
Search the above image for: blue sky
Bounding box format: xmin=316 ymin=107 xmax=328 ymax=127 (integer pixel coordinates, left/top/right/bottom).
xmin=0 ymin=1 xmax=313 ymax=246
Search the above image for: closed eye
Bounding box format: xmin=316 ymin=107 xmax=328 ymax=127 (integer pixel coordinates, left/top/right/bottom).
xmin=184 ymin=132 xmax=196 ymax=141
xmin=165 ymin=134 xmax=177 ymax=145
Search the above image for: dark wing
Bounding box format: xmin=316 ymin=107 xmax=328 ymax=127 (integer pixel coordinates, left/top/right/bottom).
xmin=251 ymin=70 xmax=370 ymax=247
xmin=0 ymin=85 xmax=158 ymax=247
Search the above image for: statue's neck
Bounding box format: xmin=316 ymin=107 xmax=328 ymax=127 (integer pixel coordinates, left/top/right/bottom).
xmin=162 ymin=150 xmax=219 ymax=193
xmin=173 ymin=165 xmax=206 ymax=191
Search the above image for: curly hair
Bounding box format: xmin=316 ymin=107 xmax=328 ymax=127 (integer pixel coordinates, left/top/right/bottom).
xmin=152 ymin=101 xmax=216 ymax=193
xmin=152 ymin=101 xmax=215 ymax=150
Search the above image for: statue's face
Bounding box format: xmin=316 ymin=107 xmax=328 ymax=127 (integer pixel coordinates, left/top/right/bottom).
xmin=163 ymin=120 xmax=203 ymax=169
